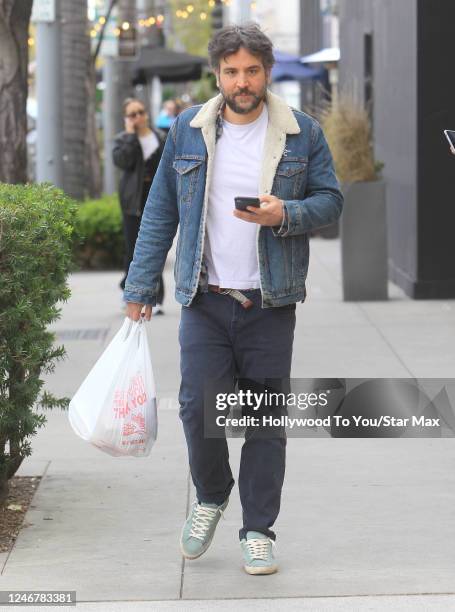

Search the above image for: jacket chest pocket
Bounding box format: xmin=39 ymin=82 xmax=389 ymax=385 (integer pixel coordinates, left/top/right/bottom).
xmin=172 ymin=157 xmax=204 ymax=207
xmin=273 ymin=156 xmax=308 ymax=199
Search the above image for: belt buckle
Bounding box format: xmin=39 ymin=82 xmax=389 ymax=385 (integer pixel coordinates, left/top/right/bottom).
xmin=228 ymin=288 xmax=254 ymax=309
xmin=210 ymin=285 xmax=254 ymax=309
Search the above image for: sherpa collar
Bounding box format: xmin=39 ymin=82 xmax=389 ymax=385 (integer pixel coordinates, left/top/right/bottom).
xmin=189 ymin=89 xmax=301 ymax=135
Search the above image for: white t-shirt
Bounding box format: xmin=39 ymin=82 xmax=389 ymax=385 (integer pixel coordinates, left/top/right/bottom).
xmin=139 ymin=131 xmax=159 ymax=160
xmin=203 ymin=104 xmax=268 ymax=289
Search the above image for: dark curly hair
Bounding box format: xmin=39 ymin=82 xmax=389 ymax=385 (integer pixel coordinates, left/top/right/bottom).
xmin=122 ymin=97 xmax=145 ymax=116
xmin=208 ymin=22 xmax=275 ymax=73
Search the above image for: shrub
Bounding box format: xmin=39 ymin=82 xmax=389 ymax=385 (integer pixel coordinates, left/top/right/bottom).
xmin=190 ymin=72 xmax=217 ymax=104
xmin=73 ymin=194 xmax=124 ymax=270
xmin=0 ymin=183 xmax=76 ymax=505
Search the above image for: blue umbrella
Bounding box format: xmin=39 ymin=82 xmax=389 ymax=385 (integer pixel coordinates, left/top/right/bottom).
xmin=272 ymin=50 xmax=324 ymax=83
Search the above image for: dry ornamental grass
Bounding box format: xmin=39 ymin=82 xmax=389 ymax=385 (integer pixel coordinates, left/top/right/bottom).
xmin=319 ymin=94 xmax=378 ymax=184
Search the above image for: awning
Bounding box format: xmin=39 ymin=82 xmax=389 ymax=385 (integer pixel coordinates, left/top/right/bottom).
xmin=272 ymin=50 xmax=324 ymax=83
xmin=300 ymin=47 xmax=340 ymax=64
xmin=132 ymin=46 xmax=208 ymax=84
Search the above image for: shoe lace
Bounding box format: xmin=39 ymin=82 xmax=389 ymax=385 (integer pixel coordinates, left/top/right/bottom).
xmin=245 ymin=537 xmax=274 ymax=561
xmin=189 ymin=503 xmax=223 ymax=541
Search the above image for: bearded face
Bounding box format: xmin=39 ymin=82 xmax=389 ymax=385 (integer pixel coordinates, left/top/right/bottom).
xmin=216 ymin=47 xmax=270 ymax=116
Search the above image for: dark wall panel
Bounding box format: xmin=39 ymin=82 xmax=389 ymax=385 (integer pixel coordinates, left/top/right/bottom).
xmin=417 ymin=0 xmax=455 ymax=294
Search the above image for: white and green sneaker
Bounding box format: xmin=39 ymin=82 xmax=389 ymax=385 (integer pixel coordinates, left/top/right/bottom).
xmin=180 ymin=498 xmax=229 ymax=560
xmin=240 ymin=531 xmax=278 ymax=575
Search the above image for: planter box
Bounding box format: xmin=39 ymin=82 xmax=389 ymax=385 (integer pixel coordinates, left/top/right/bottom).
xmin=341 ymin=180 xmax=388 ymax=301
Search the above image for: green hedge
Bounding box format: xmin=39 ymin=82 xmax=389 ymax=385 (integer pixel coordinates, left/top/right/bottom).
xmin=0 ymin=183 xmax=76 ymax=504
xmin=73 ymin=194 xmax=124 ymax=270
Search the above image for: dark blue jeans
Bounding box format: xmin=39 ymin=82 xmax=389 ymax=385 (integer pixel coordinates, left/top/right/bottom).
xmin=178 ymin=289 xmax=296 ymax=541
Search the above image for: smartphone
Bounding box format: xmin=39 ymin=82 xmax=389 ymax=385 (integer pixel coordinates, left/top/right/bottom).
xmin=443 ymin=129 xmax=455 ymax=149
xmin=234 ymin=197 xmax=261 ymax=211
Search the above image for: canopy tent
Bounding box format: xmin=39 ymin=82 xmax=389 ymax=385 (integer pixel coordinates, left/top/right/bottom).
xmin=271 ymin=50 xmax=324 ymax=82
xmin=300 ymin=47 xmax=340 ymax=64
xmin=131 ymin=46 xmax=208 ymax=84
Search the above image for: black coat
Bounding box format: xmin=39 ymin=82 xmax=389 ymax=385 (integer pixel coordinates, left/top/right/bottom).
xmin=112 ymin=128 xmax=166 ymax=217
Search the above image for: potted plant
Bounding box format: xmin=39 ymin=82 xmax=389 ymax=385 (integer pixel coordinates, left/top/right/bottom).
xmin=320 ymin=92 xmax=388 ymax=301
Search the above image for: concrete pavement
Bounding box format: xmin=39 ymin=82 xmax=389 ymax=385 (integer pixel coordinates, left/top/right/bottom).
xmin=1 ymin=237 xmax=455 ymax=611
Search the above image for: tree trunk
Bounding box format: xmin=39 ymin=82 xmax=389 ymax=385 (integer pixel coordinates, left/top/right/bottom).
xmin=7 ymin=443 xmax=24 ymax=479
xmin=0 ymin=0 xmax=33 ymax=184
xmin=61 ymin=0 xmax=90 ymax=200
xmin=0 ymin=472 xmax=8 ymax=507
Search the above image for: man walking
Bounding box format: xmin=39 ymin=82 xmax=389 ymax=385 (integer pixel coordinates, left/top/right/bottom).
xmin=124 ymin=23 xmax=343 ymax=575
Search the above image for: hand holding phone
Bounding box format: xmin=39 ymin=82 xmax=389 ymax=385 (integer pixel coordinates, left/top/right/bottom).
xmin=125 ymin=116 xmax=137 ymax=134
xmin=233 ymin=194 xmax=285 ymax=227
xmin=234 ymin=197 xmax=261 ymax=211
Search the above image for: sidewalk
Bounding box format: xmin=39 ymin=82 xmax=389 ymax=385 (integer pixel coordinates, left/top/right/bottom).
xmin=1 ymin=238 xmax=455 ymax=611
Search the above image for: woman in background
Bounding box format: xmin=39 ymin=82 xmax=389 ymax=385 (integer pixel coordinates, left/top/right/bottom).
xmin=113 ymin=98 xmax=166 ymax=314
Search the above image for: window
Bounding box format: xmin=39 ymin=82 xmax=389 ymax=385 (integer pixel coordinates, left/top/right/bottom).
xmin=364 ymin=32 xmax=374 ymax=126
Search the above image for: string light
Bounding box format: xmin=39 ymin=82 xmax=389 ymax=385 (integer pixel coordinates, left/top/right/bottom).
xmin=28 ymin=37 xmax=35 ymax=46
xmin=87 ymin=6 xmax=212 ymax=31
xmin=250 ymin=1 xmax=257 ymax=9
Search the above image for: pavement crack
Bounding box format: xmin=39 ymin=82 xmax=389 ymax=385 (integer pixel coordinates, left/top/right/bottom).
xmin=356 ymin=303 xmax=417 ymax=378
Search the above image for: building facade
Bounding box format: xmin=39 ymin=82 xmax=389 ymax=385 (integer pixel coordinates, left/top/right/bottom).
xmin=339 ymin=0 xmax=455 ymax=298
xmin=225 ymin=0 xmax=302 ymax=108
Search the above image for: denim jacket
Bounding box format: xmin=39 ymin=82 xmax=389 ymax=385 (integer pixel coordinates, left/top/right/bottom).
xmin=123 ymin=90 xmax=343 ymax=308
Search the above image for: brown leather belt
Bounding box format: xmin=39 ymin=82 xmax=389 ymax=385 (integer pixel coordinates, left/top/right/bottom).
xmin=207 ymin=284 xmax=254 ymax=309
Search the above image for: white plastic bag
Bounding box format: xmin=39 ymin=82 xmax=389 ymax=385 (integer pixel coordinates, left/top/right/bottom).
xmin=68 ymin=317 xmax=157 ymax=457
